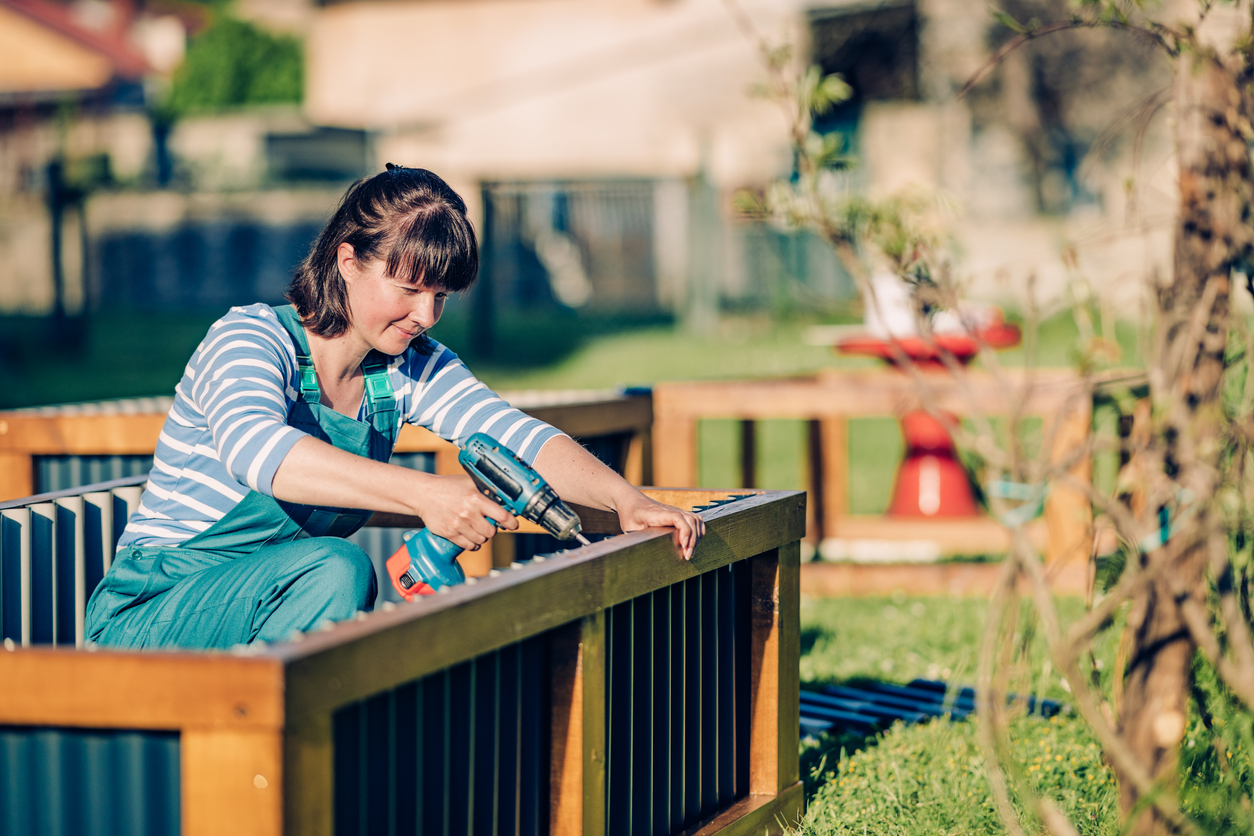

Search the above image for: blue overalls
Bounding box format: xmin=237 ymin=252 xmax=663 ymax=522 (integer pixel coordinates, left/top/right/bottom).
xmin=85 ymin=305 xmax=399 ymax=650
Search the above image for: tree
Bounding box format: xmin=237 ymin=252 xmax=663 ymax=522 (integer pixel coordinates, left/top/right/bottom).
xmin=737 ymin=1 xmax=1254 ymax=833
xmin=161 ymin=15 xmax=303 ymax=120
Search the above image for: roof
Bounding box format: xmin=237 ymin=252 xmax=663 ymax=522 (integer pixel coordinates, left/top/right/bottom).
xmin=0 ymin=0 xmax=150 ymax=95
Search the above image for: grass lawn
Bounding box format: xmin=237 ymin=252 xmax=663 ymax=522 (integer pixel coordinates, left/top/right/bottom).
xmin=799 ymin=595 xmax=1254 ymax=835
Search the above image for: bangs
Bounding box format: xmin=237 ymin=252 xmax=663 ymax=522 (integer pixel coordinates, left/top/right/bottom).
xmin=383 ymin=207 xmax=478 ymax=292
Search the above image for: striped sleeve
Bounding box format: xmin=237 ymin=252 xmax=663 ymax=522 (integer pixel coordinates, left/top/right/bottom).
xmin=394 ymin=342 xmax=564 ymax=464
xmin=184 ymin=312 xmax=307 ymax=495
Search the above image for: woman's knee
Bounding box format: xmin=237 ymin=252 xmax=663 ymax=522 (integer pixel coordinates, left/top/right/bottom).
xmin=306 ymin=538 xmax=377 ymax=605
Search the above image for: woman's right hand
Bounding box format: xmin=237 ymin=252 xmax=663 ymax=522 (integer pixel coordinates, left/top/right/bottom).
xmin=411 ymin=474 xmax=518 ymax=551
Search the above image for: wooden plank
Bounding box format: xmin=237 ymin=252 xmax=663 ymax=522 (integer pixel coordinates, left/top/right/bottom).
xmin=777 ymin=541 xmax=800 ymax=789
xmin=623 ymin=429 xmax=651 ymax=486
xmin=799 ymin=559 xmax=1089 ymax=597
xmin=580 ymin=611 xmax=608 ymax=836
xmin=0 ymin=648 xmax=284 ymax=730
xmin=283 ymin=714 xmax=333 ymax=836
xmin=549 ymin=613 xmax=607 ymax=836
xmin=550 ymin=621 xmax=583 ymax=836
xmin=184 ymin=727 xmax=284 ymax=836
xmin=1044 ymin=395 xmax=1093 ymax=568
xmin=650 ymin=410 xmax=697 ymax=489
xmin=653 ymin=370 xmax=1081 ymax=422
xmin=458 ymin=543 xmax=492 ymax=577
xmin=681 ymin=782 xmax=804 ymax=836
xmin=743 ymin=541 xmax=801 ymax=797
xmin=819 ymin=417 xmax=847 ymax=540
xmin=748 ymin=548 xmax=786 ymax=796
xmin=0 ymin=451 xmax=34 ymax=502
xmin=393 ymin=424 xmax=458 ymax=454
xmin=491 ymin=531 xmax=517 ymax=569
xmin=826 ymin=514 xmax=1049 ymax=554
xmin=275 ymin=492 xmax=805 ymax=723
xmin=0 ymin=413 xmax=165 ymax=455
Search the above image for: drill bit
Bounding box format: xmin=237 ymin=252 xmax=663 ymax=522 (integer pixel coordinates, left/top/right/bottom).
xmin=575 ymin=533 xmax=591 ymax=546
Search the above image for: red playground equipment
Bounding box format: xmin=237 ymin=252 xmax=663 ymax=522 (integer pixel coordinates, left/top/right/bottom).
xmin=837 ymin=310 xmax=1022 ymax=518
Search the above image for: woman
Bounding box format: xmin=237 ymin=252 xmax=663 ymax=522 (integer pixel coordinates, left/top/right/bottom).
xmin=85 ymin=165 xmax=704 ymax=650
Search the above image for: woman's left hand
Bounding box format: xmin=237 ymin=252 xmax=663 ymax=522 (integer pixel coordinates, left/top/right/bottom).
xmin=616 ymin=494 xmax=705 ymax=561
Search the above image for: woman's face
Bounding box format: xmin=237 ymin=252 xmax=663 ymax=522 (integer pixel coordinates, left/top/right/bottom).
xmin=338 ymin=243 xmax=448 ymax=356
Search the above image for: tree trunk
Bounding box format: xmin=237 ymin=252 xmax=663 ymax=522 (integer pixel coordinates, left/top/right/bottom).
xmin=1117 ymin=49 xmax=1250 ymax=836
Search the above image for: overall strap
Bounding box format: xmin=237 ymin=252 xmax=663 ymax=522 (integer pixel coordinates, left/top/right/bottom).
xmin=361 ymin=352 xmax=398 ymax=440
xmin=273 ymin=305 xmax=320 ymax=404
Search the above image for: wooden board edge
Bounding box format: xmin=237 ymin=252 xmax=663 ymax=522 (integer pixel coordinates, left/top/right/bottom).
xmin=680 ymin=784 xmax=805 ymax=836
xmin=0 ymin=648 xmax=285 ymax=731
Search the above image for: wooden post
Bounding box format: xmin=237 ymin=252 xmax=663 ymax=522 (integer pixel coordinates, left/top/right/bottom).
xmin=652 ymin=414 xmax=697 ymax=489
xmin=0 ymin=451 xmax=35 ymax=502
xmin=283 ymin=715 xmax=334 ymax=836
xmin=184 ymin=727 xmax=284 ymax=836
xmin=805 ymin=418 xmax=848 ymax=545
xmin=1044 ymin=395 xmax=1093 ymax=576
xmin=748 ymin=542 xmax=800 ymax=796
xmin=624 ymin=427 xmax=653 ymax=486
xmin=550 ymin=612 xmax=607 ymax=836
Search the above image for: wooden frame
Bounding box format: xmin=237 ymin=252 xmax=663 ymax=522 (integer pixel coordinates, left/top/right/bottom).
xmin=652 ymin=368 xmax=1094 ymax=573
xmin=0 ymin=487 xmax=805 ymax=836
xmin=0 ymin=390 xmax=654 ymax=503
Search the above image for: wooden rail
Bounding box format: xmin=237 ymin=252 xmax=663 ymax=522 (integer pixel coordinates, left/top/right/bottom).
xmin=0 ymin=389 xmax=654 ymax=503
xmin=652 ymin=368 xmax=1101 ymax=591
xmin=0 ymin=390 xmax=653 ymax=580
xmin=0 ymin=487 xmax=804 ymax=836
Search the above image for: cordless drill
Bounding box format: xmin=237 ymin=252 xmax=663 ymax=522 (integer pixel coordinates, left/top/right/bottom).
xmin=386 ymin=432 xmax=592 ymax=600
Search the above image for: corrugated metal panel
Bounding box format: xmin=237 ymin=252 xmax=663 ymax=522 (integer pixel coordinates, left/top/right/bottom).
xmin=0 ymin=726 xmax=180 ymax=836
xmin=604 ymin=562 xmax=751 ymax=836
xmin=332 ymin=634 xmax=550 ymax=836
xmin=35 ymin=456 xmax=154 ymax=495
xmin=797 ymin=679 xmax=1064 ymax=738
xmin=1 ymin=481 xmax=143 ymax=647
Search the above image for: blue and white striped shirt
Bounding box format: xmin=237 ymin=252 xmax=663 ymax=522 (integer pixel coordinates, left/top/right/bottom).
xmin=120 ymin=304 xmax=564 ymax=547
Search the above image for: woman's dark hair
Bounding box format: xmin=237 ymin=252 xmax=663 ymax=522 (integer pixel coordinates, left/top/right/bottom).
xmin=287 ymin=164 xmax=478 ymax=340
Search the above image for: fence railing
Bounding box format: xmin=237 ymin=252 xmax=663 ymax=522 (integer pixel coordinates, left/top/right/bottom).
xmin=0 ymin=389 xmax=653 ymax=501
xmin=0 ymin=486 xmax=805 ymax=836
xmin=0 ymin=389 xmax=654 ymax=584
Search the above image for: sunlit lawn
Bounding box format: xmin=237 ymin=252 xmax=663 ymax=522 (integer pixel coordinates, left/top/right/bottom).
xmin=797 ymin=596 xmax=1123 ymax=836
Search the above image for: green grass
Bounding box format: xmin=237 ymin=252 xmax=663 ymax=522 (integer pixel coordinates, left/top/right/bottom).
xmin=798 ymin=596 xmax=1254 ymax=835
xmin=799 ymin=714 xmax=1117 ymax=836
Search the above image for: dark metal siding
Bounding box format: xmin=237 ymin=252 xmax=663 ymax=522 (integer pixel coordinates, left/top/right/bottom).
xmin=0 ymin=726 xmax=180 ymax=836
xmin=35 ymin=456 xmax=154 ymax=495
xmin=333 ymin=634 xmax=551 ymax=836
xmin=605 ymin=562 xmax=752 ymax=836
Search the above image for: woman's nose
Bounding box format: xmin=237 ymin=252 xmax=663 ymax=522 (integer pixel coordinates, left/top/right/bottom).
xmin=413 ymin=294 xmax=439 ymax=328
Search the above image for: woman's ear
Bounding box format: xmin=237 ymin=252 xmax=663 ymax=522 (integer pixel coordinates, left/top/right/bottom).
xmin=336 ymin=242 xmax=358 ymax=283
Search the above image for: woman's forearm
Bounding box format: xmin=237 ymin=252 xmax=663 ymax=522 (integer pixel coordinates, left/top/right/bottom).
xmin=531 ymin=434 xmax=639 ymax=512
xmin=270 ymin=435 xmax=427 ymax=513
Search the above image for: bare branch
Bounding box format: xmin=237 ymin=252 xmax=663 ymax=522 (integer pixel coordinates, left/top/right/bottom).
xmin=958 ymin=18 xmax=1179 ymax=102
